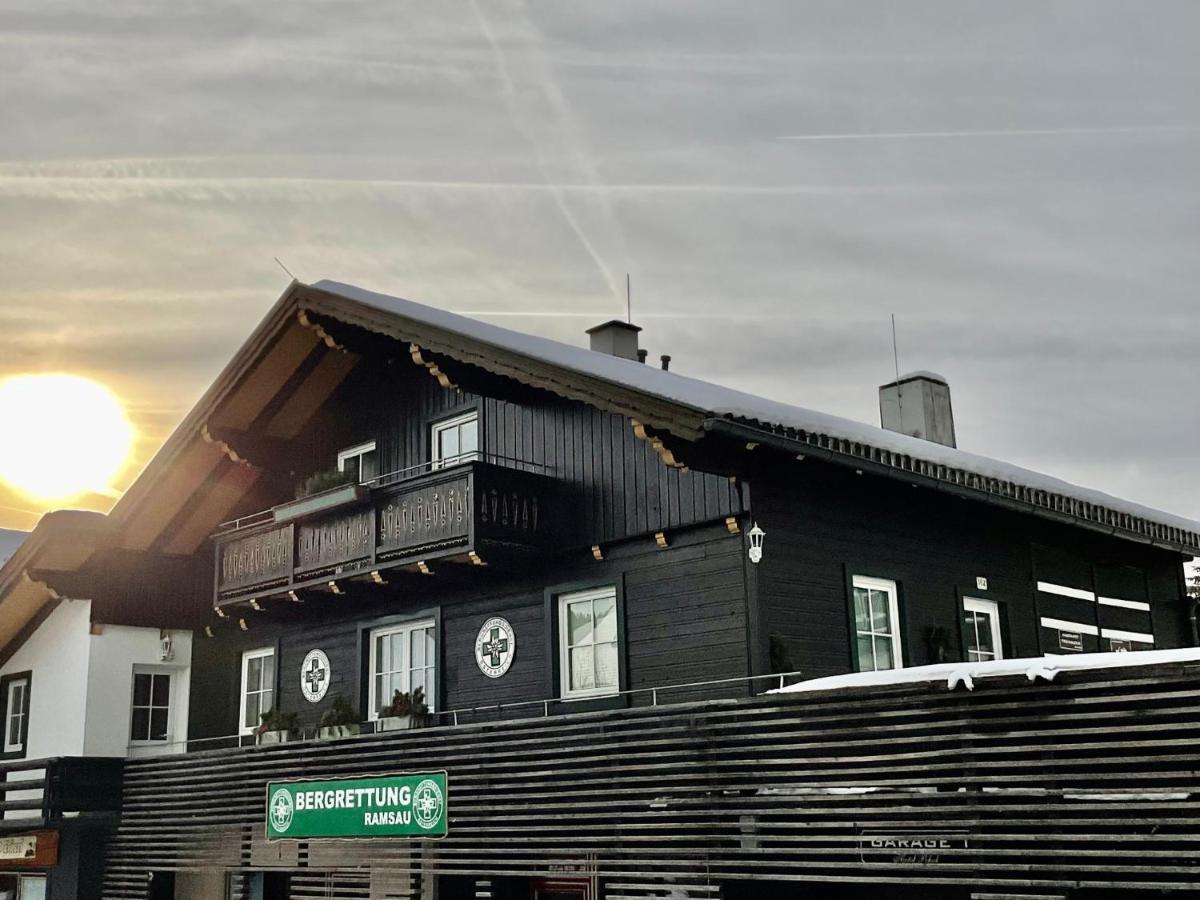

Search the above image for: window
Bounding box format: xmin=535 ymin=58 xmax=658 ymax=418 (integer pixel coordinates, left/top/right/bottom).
xmin=558 ymin=586 xmax=620 ymax=700
xmin=3 ymin=677 xmax=28 ymax=754
xmin=338 ymin=441 xmax=378 ymax=483
xmin=962 ymin=597 xmax=1003 ymax=662
xmin=368 ymin=620 xmax=436 ymax=718
xmin=239 ymin=648 xmax=275 ymax=735
xmin=431 ymin=412 xmax=479 ymax=469
xmin=0 ymin=875 xmax=47 ymax=900
xmin=851 ymin=576 xmax=903 ymax=672
xmin=130 ymin=669 xmax=171 ymax=743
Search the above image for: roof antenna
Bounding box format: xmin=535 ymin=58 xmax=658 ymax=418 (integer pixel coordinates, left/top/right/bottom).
xmin=626 ymin=273 xmax=632 ymax=324
xmin=274 ymin=257 xmax=298 ymax=281
xmin=891 ymin=313 xmax=901 ymax=383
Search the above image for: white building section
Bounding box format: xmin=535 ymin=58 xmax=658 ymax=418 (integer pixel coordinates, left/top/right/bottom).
xmin=0 ymin=598 xmax=191 ymax=766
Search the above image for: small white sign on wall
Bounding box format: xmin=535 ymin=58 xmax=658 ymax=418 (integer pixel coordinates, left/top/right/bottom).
xmin=0 ymin=835 xmax=36 ymax=860
xmin=475 ymin=617 xmax=516 ymax=679
xmin=300 ymin=649 xmax=331 ymax=703
xmin=975 ymin=577 xmax=988 ymax=591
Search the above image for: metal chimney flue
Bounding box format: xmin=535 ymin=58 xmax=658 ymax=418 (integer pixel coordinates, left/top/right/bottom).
xmin=879 ymin=371 xmax=956 ymax=448
xmin=586 ymin=320 xmax=642 ymax=361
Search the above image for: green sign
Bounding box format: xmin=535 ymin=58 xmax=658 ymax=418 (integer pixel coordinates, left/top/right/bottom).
xmin=266 ymin=772 xmax=448 ymax=841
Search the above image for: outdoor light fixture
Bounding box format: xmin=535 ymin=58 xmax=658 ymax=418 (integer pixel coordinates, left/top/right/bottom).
xmin=159 ymin=632 xmax=174 ymax=661
xmin=748 ymin=522 xmax=765 ymax=564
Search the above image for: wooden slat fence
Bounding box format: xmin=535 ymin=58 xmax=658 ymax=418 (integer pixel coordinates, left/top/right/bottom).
xmin=101 ymin=661 xmax=1200 ymax=898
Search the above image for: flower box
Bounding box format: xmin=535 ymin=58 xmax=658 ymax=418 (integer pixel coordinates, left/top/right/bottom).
xmin=318 ymin=724 xmax=361 ymax=740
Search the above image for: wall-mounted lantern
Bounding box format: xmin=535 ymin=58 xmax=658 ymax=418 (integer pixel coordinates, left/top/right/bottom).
xmin=159 ymin=631 xmax=175 ymax=662
xmin=748 ymin=522 xmax=765 ymax=564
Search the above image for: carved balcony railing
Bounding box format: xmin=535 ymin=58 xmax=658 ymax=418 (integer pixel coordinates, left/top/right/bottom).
xmin=212 ymin=457 xmax=558 ymax=605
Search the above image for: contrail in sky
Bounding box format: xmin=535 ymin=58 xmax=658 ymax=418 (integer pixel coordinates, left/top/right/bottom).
xmin=777 ymin=125 xmax=1200 ymax=141
xmin=469 ymin=0 xmax=623 ymax=302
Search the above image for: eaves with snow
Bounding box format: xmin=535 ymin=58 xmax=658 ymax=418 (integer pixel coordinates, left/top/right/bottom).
xmin=298 ymin=280 xmax=1200 ymax=556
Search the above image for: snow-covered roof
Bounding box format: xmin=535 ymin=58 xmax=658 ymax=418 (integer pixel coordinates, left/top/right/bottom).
xmin=767 ymin=647 xmax=1200 ymax=695
xmin=311 ymin=280 xmax=1200 ymax=552
xmin=888 ymin=369 xmax=948 ymax=385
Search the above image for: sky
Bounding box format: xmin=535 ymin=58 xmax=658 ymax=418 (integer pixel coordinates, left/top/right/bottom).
xmin=1 ymin=0 xmax=1198 ymax=533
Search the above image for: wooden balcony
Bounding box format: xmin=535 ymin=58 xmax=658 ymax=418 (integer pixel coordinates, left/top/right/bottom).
xmin=213 ymin=458 xmax=558 ymax=605
xmin=0 ymin=756 xmax=124 ymax=831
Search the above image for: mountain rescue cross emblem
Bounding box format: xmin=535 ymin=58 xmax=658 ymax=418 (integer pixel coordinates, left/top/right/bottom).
xmin=413 ymin=778 xmax=445 ymax=831
xmin=474 ymin=617 xmax=515 ymax=678
xmin=269 ymin=788 xmax=294 ymax=834
xmin=300 ymin=649 xmax=331 ymax=703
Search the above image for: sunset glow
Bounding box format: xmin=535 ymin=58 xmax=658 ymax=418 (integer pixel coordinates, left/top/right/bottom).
xmin=0 ymin=373 xmax=135 ymax=502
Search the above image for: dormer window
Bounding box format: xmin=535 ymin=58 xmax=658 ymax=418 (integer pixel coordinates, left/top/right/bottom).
xmin=431 ymin=412 xmax=478 ymax=469
xmin=337 ymin=441 xmax=378 ymax=484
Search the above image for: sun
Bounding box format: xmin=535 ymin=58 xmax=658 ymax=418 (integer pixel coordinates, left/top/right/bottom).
xmin=0 ymin=373 xmax=135 ymax=503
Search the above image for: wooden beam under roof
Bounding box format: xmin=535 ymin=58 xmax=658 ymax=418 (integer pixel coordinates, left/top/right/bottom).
xmin=265 ymin=347 xmax=359 ymax=440
xmin=120 ymin=440 xmax=225 ymax=551
xmin=161 ymin=462 xmax=262 ymax=556
xmin=207 ymin=322 xmax=321 ymax=431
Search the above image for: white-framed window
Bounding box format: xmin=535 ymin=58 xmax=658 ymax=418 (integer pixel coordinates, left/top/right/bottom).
xmin=558 ymin=586 xmax=620 ymax=700
xmin=3 ymin=678 xmax=28 ymax=754
xmin=851 ymin=575 xmax=903 ymax=672
xmin=129 ymin=667 xmax=172 ymax=743
xmin=0 ymin=874 xmax=46 ymax=900
xmin=368 ymin=619 xmax=436 ymax=719
xmin=338 ymin=441 xmax=377 ymax=483
xmin=963 ymin=597 xmax=1004 ymax=662
xmin=239 ymin=647 xmax=276 ymax=735
xmin=430 ymin=412 xmax=479 ymax=469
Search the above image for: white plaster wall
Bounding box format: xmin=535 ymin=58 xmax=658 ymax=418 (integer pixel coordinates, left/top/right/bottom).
xmin=84 ymin=624 xmax=192 ymax=758
xmin=0 ymin=598 xmax=92 ymax=759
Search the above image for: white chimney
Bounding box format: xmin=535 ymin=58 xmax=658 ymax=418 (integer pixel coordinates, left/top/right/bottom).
xmin=879 ymin=371 xmax=957 ymax=448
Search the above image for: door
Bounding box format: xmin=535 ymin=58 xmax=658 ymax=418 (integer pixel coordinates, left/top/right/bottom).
xmin=962 ymin=597 xmax=1003 ymax=662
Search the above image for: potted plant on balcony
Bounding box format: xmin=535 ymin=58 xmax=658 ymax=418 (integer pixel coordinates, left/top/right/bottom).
xmin=376 ymin=686 xmax=432 ymax=732
xmin=318 ymin=694 xmax=361 ymax=740
xmin=295 ymin=466 xmax=355 ymax=500
xmin=257 ymin=709 xmax=299 ymax=745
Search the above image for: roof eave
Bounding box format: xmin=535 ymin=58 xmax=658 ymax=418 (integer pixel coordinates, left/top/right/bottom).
xmin=705 ymin=416 xmax=1199 ymax=557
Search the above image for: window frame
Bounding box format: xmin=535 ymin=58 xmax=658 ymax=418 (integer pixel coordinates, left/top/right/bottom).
xmin=962 ymin=596 xmax=1004 ymax=663
xmin=129 ymin=666 xmax=174 ymax=746
xmin=238 ymin=647 xmax=277 ymax=736
xmin=430 ymin=411 xmax=480 ymax=470
xmin=0 ymin=672 xmax=31 ymax=757
xmin=848 ymin=575 xmax=904 ymax=673
xmin=366 ymin=617 xmax=438 ymax=721
xmin=337 ymin=440 xmax=377 ymax=484
xmin=557 ymin=585 xmax=623 ymax=701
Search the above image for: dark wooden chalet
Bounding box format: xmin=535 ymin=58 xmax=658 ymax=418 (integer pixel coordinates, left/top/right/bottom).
xmin=41 ymin=279 xmax=1200 ymax=899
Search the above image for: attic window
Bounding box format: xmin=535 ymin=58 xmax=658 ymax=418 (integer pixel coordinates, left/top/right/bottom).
xmin=337 ymin=441 xmax=378 ymax=483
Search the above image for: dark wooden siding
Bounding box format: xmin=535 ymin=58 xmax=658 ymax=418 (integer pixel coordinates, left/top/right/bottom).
xmin=188 ymin=523 xmax=750 ymax=743
xmin=226 ymin=355 xmax=742 ymax=554
xmin=753 ymin=454 xmax=1191 ymax=680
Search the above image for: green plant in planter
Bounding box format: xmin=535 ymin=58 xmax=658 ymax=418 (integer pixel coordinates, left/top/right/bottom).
xmin=258 ymin=708 xmax=299 ymax=736
xmin=295 ymin=466 xmax=355 ymax=500
xmin=319 ymin=693 xmax=360 ymax=730
xmin=379 ymin=686 xmax=432 ymax=728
